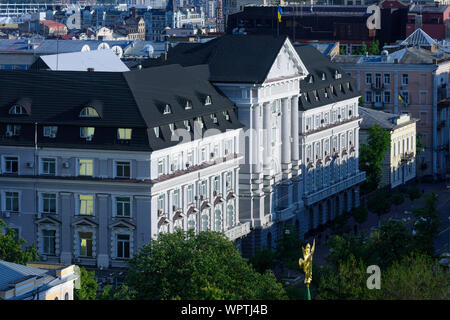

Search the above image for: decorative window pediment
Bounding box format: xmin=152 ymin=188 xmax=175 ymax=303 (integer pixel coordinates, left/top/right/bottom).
xmin=9 ymin=105 xmax=27 ymax=115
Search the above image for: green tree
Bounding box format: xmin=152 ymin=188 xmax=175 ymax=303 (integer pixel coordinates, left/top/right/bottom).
xmin=359 ymin=124 xmax=391 ymax=192
xmin=358 ymin=96 xmax=364 ymax=107
xmin=416 ymin=132 xmax=425 ymax=155
xmin=367 ymin=189 xmax=392 ymax=221
xmin=368 ymin=40 xmax=380 ymax=55
xmin=339 ymin=46 xmax=347 ymax=55
xmin=407 ymin=184 xmax=421 ymax=201
xmin=249 ymin=245 xmax=275 ymax=274
xmin=330 ymin=211 xmax=351 ymax=235
xmin=376 ymin=252 xmax=449 ymax=300
xmin=412 ymin=192 xmax=441 ymax=255
xmin=274 ymin=224 xmax=304 ymax=271
xmin=351 ymin=206 xmax=368 ymax=225
xmin=97 ymin=284 xmax=136 ymax=300
xmin=0 ymin=219 xmax=38 ymax=265
xmin=74 ymin=267 xmax=98 ymax=300
xmin=126 ymin=230 xmax=288 ymax=300
xmin=316 ymin=254 xmax=375 ymax=300
xmin=326 ymin=233 xmax=376 ymax=270
xmin=372 ymin=219 xmax=414 ymax=269
xmin=391 ymin=189 xmax=405 ymax=205
xmin=359 ymin=42 xmax=368 ymax=55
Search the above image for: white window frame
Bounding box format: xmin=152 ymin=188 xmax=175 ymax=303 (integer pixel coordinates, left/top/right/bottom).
xmin=40 ymin=157 xmax=57 ymax=175
xmin=2 ymin=155 xmax=19 ymax=174
xmin=115 ymin=160 xmax=131 ymax=179
xmin=43 ymin=126 xmax=58 ymax=138
xmin=117 ymin=128 xmax=132 ymax=140
xmin=3 ymin=190 xmax=20 ymax=213
xmin=78 ymin=159 xmax=94 ymax=176
xmin=39 ymin=192 xmax=58 ymax=214
xmin=77 ymin=194 xmax=95 ymax=216
xmin=114 ymin=196 xmax=132 ymax=218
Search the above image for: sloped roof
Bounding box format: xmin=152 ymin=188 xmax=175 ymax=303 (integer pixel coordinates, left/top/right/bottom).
xmin=0 ymin=260 xmax=48 ymax=291
xmin=0 ymin=65 xmax=242 ymax=152
xmin=295 ymin=45 xmax=360 ymax=110
xmin=359 ymin=107 xmax=416 ymax=131
xmin=401 ymin=28 xmax=437 ymax=47
xmin=142 ymin=34 xmax=289 ymax=83
xmin=36 ymin=49 xmax=130 ymax=72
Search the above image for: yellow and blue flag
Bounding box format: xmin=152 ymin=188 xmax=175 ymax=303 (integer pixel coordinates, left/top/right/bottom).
xmin=277 ymin=5 xmax=283 ymax=23
xmin=398 ymin=94 xmax=404 ymax=104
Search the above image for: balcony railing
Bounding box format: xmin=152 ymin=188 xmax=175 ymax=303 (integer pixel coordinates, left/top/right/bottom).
xmin=303 ymin=171 xmax=366 ymax=206
xmin=401 ymin=152 xmax=415 ymax=163
xmin=224 ymin=222 xmax=251 ymax=241
xmin=274 ymin=206 xmax=295 ymax=222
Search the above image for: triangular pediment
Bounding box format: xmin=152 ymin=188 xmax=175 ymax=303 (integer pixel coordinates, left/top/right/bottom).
xmin=35 ymin=216 xmax=61 ymax=225
xmin=265 ymin=38 xmax=309 ymax=82
xmin=109 ymin=219 xmax=136 ymax=230
xmin=72 ymin=217 xmax=98 ymax=227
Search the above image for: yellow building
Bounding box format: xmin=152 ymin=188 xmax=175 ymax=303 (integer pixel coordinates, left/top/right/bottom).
xmin=359 ymin=107 xmax=418 ymax=188
xmin=0 ymin=260 xmax=79 ymax=300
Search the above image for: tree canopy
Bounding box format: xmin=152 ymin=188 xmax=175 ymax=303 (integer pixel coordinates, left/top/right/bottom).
xmin=126 ymin=230 xmax=288 ymax=300
xmin=0 ymin=219 xmax=38 ymax=265
xmin=74 ymin=267 xmax=98 ymax=300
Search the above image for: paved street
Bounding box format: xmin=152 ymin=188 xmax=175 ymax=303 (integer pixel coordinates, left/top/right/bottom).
xmin=304 ymin=182 xmax=450 ymax=267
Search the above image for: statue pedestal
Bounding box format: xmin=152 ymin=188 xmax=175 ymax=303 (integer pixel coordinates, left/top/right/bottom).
xmin=305 ymin=284 xmax=311 ymax=300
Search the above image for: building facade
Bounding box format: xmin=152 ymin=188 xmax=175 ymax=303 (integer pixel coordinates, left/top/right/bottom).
xmin=359 ymin=107 xmax=418 ymax=188
xmin=0 ymin=65 xmax=247 ymax=269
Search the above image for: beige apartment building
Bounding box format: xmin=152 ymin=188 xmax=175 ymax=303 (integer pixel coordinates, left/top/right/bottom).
xmin=359 ymin=107 xmax=418 ymax=188
xmin=334 ymin=29 xmax=450 ymax=180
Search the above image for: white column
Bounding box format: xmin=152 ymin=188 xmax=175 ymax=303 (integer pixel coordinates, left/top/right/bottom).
xmin=281 ymin=97 xmax=291 ymax=169
xmin=263 ymin=101 xmax=272 ymax=174
xmin=253 ymin=104 xmax=262 ymax=174
xmin=291 ymin=95 xmax=300 ymax=172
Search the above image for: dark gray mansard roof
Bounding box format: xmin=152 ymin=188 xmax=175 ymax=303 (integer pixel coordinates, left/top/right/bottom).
xmin=0 ymin=64 xmax=243 ymax=152
xmin=142 ymin=34 xmax=289 ymax=84
xmin=294 ymin=45 xmax=360 ymax=111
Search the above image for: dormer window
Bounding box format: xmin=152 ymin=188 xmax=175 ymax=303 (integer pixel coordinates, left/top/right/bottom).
xmin=324 ymin=91 xmax=328 ymax=98
xmin=43 ymin=126 xmax=58 ymax=138
xmin=169 ymin=123 xmax=175 ymax=133
xmin=308 ymin=76 xmax=313 ymax=84
xmin=80 ymin=127 xmax=95 ymax=140
xmin=79 ymin=107 xmax=99 ymax=118
xmin=184 ymin=120 xmax=190 ymax=130
xmin=185 ymin=100 xmax=192 ymax=110
xmin=197 ymin=117 xmax=204 ymax=128
xmin=223 ymin=111 xmax=230 ymax=121
xmin=117 ymin=128 xmax=132 ymax=140
xmin=322 ymin=73 xmax=326 ymax=81
xmin=9 ymin=105 xmax=26 ymax=115
xmin=163 ymin=104 xmax=172 ymax=114
xmin=154 ymin=127 xmax=160 ymax=138
xmin=6 ymin=124 xmax=21 ymax=136
xmin=205 ymin=96 xmax=212 ymax=105
xmin=210 ymin=114 xmax=218 ymax=123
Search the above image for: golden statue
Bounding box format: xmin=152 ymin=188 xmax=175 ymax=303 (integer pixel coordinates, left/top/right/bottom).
xmin=299 ymin=238 xmax=315 ymax=286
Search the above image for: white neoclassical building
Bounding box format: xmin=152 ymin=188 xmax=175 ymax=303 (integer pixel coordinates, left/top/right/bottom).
xmin=149 ymin=35 xmax=366 ymax=254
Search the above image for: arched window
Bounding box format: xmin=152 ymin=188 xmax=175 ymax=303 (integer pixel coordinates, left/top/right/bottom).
xmin=65 ymin=292 xmax=69 ymax=300
xmin=201 ymin=211 xmax=209 ymax=231
xmin=79 ymin=107 xmax=99 ymax=118
xmin=205 ymin=96 xmax=212 ymax=105
xmin=227 ymin=204 xmax=234 ymax=228
xmin=215 ymin=208 xmax=222 ymax=231
xmin=9 ymin=105 xmax=26 ymax=115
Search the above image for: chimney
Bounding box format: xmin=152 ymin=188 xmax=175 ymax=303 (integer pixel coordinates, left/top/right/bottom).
xmin=87 ymin=67 xmax=94 ymax=72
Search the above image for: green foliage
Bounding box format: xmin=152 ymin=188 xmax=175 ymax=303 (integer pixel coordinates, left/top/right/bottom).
xmin=316 ymin=254 xmax=375 ymax=300
xmin=0 ymin=219 xmax=38 ymax=265
xmin=274 ymin=224 xmax=304 ymax=270
xmin=359 ymin=42 xmax=367 ymax=55
xmin=285 ymin=285 xmax=307 ymax=300
xmin=391 ymin=189 xmax=405 ymax=205
xmin=97 ymin=284 xmax=136 ymax=300
xmin=372 ymin=219 xmax=415 ymax=269
xmin=330 ymin=212 xmax=351 ymax=235
xmin=326 ymin=234 xmax=376 ymax=270
xmin=339 ymin=45 xmax=347 ymax=55
xmin=407 ymin=184 xmax=421 ymax=201
xmin=249 ymin=246 xmax=275 ymax=274
xmin=412 ymin=192 xmax=441 ymax=255
xmin=376 ymin=252 xmax=449 ymax=300
xmin=359 ymin=124 xmax=391 ymax=192
xmin=358 ymin=96 xmax=364 ymax=107
xmin=367 ymin=189 xmax=392 ymax=218
xmin=74 ymin=267 xmax=98 ymax=300
xmin=351 ymin=206 xmax=368 ymax=224
xmin=126 ymin=230 xmax=288 ymax=300
xmin=368 ymin=40 xmax=380 ymax=55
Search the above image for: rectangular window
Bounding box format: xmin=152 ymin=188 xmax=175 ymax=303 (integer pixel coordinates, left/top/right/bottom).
xmin=214 ymin=176 xmax=220 ymax=192
xmin=117 ymin=234 xmax=130 ymax=259
xmin=158 ymin=159 xmax=165 ymax=175
xmin=80 ymin=127 xmax=95 ymax=139
xmin=400 ymin=91 xmax=409 ymax=104
xmin=117 ymin=128 xmax=132 ymax=140
xmin=375 ymin=73 xmax=382 ymax=88
xmin=201 ymin=148 xmax=207 ymax=162
xmin=4 ymin=156 xmax=18 ymax=174
xmin=116 ymin=161 xmax=130 ymax=178
xmin=224 ymin=140 xmax=232 ymax=155
xmin=187 ymin=150 xmax=194 ymax=165
xmin=200 ymin=180 xmax=207 ymax=197
xmin=158 ymin=194 xmax=165 ymax=212
xmin=6 ymin=124 xmax=21 ymax=136
xmin=365 ymin=73 xmax=372 ymax=85
xmin=41 ymin=158 xmax=56 ymax=175
xmin=116 ymin=197 xmax=131 ymax=217
xmin=374 ymin=93 xmax=382 ymax=104
xmin=226 ymin=172 xmax=232 ymax=189
xmin=365 ymin=91 xmax=372 ymax=103
xmin=383 ymin=91 xmax=391 ymax=104
xmin=401 ymin=74 xmax=408 ymax=85
xmin=383 ymin=73 xmax=390 ymax=85
xmin=79 ymin=159 xmax=93 ymax=176
xmin=42 ymin=230 xmax=56 ymax=255
xmin=173 ymin=189 xmax=180 ymax=209
xmin=43 ymin=126 xmax=58 ymax=138
xmin=187 ymin=184 xmax=194 ymax=204
xmin=79 ymin=195 xmax=94 ymax=215
xmin=5 ymin=192 xmax=19 ymax=212
xmin=41 ymin=193 xmax=56 ymax=213
xmin=79 ymin=232 xmax=93 ymax=257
